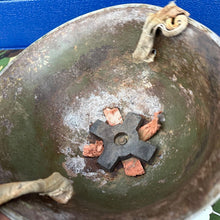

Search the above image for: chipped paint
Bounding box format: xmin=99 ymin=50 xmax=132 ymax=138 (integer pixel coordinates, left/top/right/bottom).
xmin=63 ymin=155 xmax=86 ymax=177
xmin=63 ymin=88 xmax=162 ymax=132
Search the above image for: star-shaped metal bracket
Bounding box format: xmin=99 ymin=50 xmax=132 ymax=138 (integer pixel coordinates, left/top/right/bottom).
xmin=89 ymin=112 xmax=157 ymax=171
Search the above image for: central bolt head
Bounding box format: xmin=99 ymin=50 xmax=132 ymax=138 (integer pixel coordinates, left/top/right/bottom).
xmin=114 ymin=133 xmax=128 ymax=145
xmin=118 ymin=136 xmax=127 ymax=145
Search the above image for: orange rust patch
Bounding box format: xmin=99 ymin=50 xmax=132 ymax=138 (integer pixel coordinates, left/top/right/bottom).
xmin=122 ymin=158 xmax=145 ymax=176
xmin=103 ymin=107 xmax=123 ymax=126
xmin=138 ymin=111 xmax=162 ymax=141
xmin=83 ymin=140 xmax=104 ymax=157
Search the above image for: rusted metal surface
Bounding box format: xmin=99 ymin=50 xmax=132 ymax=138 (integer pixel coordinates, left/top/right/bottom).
xmin=0 ymin=212 xmax=9 ymax=220
xmin=0 ymin=4 xmax=219 ymax=220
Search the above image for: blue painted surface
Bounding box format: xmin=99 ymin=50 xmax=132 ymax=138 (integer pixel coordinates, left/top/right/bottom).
xmin=0 ymin=0 xmax=219 ymax=49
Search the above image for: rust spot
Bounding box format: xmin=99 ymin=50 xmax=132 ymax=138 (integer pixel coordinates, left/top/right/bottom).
xmin=103 ymin=107 xmax=123 ymax=126
xmin=138 ymin=111 xmax=162 ymax=141
xmin=83 ymin=140 xmax=104 ymax=157
xmin=122 ymin=158 xmax=145 ymax=176
xmin=0 ymin=212 xmax=10 ymax=220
